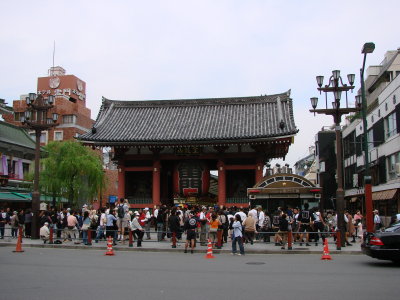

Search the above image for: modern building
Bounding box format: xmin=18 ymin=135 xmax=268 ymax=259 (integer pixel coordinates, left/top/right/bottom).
xmin=79 ymin=91 xmax=298 ymax=208
xmin=342 ymin=49 xmax=400 ymax=222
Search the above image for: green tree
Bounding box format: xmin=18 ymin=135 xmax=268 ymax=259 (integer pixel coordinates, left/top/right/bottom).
xmin=40 ymin=141 xmax=105 ymax=208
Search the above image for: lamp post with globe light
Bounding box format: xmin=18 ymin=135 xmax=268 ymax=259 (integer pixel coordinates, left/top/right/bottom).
xmin=309 ymin=70 xmax=362 ymax=249
xmin=20 ymin=93 xmax=58 ymax=239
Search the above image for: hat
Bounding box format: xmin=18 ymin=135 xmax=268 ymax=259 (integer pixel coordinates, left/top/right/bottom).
xmin=134 ymin=211 xmax=139 ymax=216
xmin=144 ymin=207 xmax=149 ymax=211
xmin=44 ymin=222 xmax=49 ymax=225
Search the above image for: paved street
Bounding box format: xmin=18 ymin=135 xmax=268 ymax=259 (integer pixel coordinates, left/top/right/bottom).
xmin=0 ymin=247 xmax=398 ymax=300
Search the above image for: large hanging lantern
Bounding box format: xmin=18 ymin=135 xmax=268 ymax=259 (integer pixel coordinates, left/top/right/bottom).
xmin=173 ymin=161 xmax=210 ymax=197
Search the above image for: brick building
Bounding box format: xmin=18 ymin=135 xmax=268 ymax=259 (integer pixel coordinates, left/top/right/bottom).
xmin=2 ymin=66 xmax=118 ymax=207
xmin=3 ymin=66 xmax=93 ymax=144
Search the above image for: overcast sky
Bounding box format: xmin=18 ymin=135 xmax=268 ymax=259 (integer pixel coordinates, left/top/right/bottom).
xmin=1 ymin=0 xmax=399 ymax=167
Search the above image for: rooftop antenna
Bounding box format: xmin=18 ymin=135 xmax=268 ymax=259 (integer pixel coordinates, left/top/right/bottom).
xmin=51 ymin=40 xmax=55 ymax=76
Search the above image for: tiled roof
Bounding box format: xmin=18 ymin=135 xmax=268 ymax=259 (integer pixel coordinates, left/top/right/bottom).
xmin=0 ymin=121 xmax=36 ymax=150
xmin=79 ymin=91 xmax=298 ymax=146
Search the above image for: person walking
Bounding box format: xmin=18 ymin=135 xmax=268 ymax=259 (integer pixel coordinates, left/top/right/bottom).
xmin=231 ymin=214 xmax=245 ymax=256
xmin=81 ymin=211 xmax=91 ymax=245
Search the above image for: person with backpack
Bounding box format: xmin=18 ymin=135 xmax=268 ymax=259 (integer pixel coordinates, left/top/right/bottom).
xmin=116 ymin=198 xmax=129 ymax=243
xmin=298 ymin=203 xmax=312 ymax=246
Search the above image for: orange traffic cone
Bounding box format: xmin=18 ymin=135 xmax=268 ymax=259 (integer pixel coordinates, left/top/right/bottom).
xmin=204 ymin=239 xmax=215 ymax=259
xmin=13 ymin=227 xmax=24 ymax=253
xmin=321 ymin=239 xmax=332 ymax=260
xmin=105 ymin=236 xmax=115 ymax=256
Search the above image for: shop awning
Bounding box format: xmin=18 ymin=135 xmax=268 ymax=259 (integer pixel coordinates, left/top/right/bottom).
xmin=372 ymin=189 xmax=398 ymax=201
xmin=0 ymin=192 xmax=68 ymax=203
xmin=0 ymin=192 xmax=31 ymax=202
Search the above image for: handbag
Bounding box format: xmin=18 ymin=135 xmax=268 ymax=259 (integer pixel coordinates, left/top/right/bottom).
xmin=82 ymin=224 xmax=89 ymax=230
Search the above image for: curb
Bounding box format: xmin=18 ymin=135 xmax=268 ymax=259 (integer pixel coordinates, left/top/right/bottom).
xmin=0 ymin=243 xmax=363 ymax=255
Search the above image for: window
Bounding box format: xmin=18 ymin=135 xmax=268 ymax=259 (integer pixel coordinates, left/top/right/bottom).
xmin=29 ymin=131 xmax=47 ymax=144
xmin=367 ymin=129 xmax=374 ymax=152
xmin=385 ymin=112 xmax=397 ymax=139
xmin=14 ymin=112 xmax=24 ymax=121
xmin=54 ymin=131 xmax=63 ymax=141
xmin=62 ymin=115 xmax=76 ymax=124
xmin=394 ymin=95 xmax=397 ymax=104
xmin=387 ymin=152 xmax=400 ymax=180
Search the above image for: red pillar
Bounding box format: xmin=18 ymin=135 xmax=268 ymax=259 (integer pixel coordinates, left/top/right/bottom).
xmin=217 ymin=160 xmax=226 ymax=207
xmin=153 ymin=160 xmax=161 ymax=206
xmin=365 ymin=181 xmax=373 ymax=233
xmin=117 ymin=165 xmax=125 ymax=200
xmin=255 ymin=161 xmax=264 ymax=183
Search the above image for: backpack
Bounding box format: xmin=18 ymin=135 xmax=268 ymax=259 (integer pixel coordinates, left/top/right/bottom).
xmin=272 ymin=215 xmax=280 ymax=226
xmin=117 ymin=205 xmax=125 ymax=218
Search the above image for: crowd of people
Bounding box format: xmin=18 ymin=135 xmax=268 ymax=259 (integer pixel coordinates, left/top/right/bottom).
xmin=1 ymin=201 xmax=398 ymax=255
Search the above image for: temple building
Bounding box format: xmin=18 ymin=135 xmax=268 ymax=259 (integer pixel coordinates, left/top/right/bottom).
xmin=79 ymin=91 xmax=298 ymax=208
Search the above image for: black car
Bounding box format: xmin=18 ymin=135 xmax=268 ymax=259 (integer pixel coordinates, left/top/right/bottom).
xmin=361 ymin=223 xmax=400 ymax=263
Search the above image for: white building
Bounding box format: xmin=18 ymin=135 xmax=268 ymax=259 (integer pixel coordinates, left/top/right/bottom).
xmin=342 ymin=49 xmax=400 ymax=222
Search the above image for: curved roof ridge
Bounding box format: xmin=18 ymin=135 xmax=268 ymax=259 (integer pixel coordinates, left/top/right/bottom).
xmin=101 ymin=92 xmax=290 ymax=108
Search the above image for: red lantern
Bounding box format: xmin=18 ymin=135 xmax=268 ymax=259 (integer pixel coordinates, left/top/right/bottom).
xmin=173 ymin=161 xmax=210 ymax=197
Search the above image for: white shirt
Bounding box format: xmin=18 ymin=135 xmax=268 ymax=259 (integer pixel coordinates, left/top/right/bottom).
xmin=235 ymin=211 xmax=247 ymax=223
xmin=249 ymin=209 xmax=257 ymax=220
xmin=100 ymin=213 xmax=107 ymax=226
xmin=257 ymin=211 xmax=265 ymax=227
xmin=374 ymin=214 xmax=381 ymax=224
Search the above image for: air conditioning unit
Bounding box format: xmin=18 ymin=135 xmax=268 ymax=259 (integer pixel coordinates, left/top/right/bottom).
xmin=353 ymin=174 xmax=358 ymax=187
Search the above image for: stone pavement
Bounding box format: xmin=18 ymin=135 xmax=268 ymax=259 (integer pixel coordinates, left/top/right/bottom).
xmin=0 ymin=233 xmax=362 ymax=255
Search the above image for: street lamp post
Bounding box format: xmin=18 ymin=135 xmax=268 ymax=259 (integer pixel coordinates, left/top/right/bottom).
xmin=360 ymin=42 xmax=375 ymax=233
xmin=20 ymin=93 xmax=58 ymax=239
xmin=310 ymin=70 xmax=362 ymax=250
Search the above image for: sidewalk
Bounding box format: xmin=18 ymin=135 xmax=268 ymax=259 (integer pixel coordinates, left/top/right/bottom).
xmin=0 ymin=234 xmax=363 ymax=255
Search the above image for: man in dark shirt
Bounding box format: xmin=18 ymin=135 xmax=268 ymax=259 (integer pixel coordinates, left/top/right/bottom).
xmin=183 ymin=212 xmax=197 ymax=253
xmin=298 ymin=203 xmax=312 ymax=246
xmin=278 ymin=213 xmax=289 ymax=250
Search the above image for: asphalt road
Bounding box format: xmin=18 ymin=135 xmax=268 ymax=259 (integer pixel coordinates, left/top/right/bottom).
xmin=0 ymin=248 xmax=398 ymax=300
